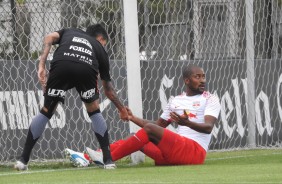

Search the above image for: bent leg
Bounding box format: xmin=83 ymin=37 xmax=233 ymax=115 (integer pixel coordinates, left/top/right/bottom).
xmin=109 ymin=133 xmax=134 ymax=151
xmin=111 ymin=128 xmax=149 ymax=161
xmin=110 ymin=139 xmax=125 ymax=152
xmin=110 ymin=123 xmax=165 ymax=161
xmin=142 ymin=142 xmax=169 ymax=165
xmin=109 ymin=138 xmax=169 ymax=165
xmin=143 ymin=123 xmax=165 ymax=145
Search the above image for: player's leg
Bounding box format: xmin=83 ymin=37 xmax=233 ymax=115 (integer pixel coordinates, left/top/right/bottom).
xmin=75 ymin=64 xmax=115 ymax=169
xmin=143 ymin=123 xmax=165 ymax=144
xmin=85 ymin=140 xmax=169 ymax=166
xmin=15 ymin=98 xmax=60 ymax=170
xmin=141 ymin=142 xmax=169 ymax=165
xmin=86 ymin=105 xmax=117 ymax=169
xmin=84 ymin=136 xmax=131 ymax=166
xmin=15 ymin=61 xmax=69 ymax=171
xmin=84 ymin=101 xmax=116 ymax=169
xmin=109 ymin=133 xmax=133 ymax=152
xmin=110 ymin=139 xmax=126 ymax=151
xmin=110 ymin=123 xmax=164 ymax=161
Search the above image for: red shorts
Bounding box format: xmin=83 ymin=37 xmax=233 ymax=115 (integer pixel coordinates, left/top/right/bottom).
xmin=142 ymin=129 xmax=206 ymax=165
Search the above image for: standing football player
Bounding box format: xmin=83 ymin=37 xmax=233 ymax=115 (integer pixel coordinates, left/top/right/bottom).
xmin=14 ymin=24 xmax=128 ymax=170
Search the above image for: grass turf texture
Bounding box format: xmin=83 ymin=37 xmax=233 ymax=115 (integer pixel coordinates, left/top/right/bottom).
xmin=0 ymin=149 xmax=281 ymax=184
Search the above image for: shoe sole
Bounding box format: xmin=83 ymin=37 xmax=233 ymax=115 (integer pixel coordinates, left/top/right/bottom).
xmin=104 ymin=163 xmax=117 ymax=169
xmin=14 ymin=161 xmax=28 ymax=171
xmin=64 ymin=149 xmax=81 ymax=167
xmin=85 ymin=147 xmax=104 ymax=166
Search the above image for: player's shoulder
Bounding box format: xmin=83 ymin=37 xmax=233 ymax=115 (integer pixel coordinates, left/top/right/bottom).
xmin=172 ymin=91 xmax=219 ymax=100
xmin=202 ymin=91 xmax=220 ymax=102
xmin=174 ymin=92 xmax=212 ymax=98
xmin=62 ymin=28 xmax=82 ymax=33
xmin=56 ymin=28 xmax=84 ymax=37
xmin=175 ymin=92 xmax=186 ymax=98
xmin=172 ymin=92 xmax=185 ymax=100
xmin=202 ymin=91 xmax=213 ymax=98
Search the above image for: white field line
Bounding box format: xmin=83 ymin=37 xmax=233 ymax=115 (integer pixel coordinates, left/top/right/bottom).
xmin=0 ymin=166 xmax=93 ymax=176
xmin=83 ymin=183 xmax=282 ymax=184
xmin=84 ymin=182 xmax=282 ymax=184
xmin=206 ymin=151 xmax=282 ymax=161
xmin=1 ymin=151 xmax=281 ymax=178
xmin=4 ymin=182 xmax=281 ymax=184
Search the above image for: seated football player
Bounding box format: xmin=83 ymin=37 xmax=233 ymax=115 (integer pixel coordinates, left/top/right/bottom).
xmin=65 ymin=65 xmax=221 ymax=167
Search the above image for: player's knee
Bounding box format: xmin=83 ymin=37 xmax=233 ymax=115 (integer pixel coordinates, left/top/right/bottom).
xmin=41 ymin=98 xmax=60 ymax=119
xmin=143 ymin=124 xmax=155 ymax=134
xmin=40 ymin=108 xmax=53 ymax=119
xmin=143 ymin=124 xmax=161 ymax=144
xmin=84 ymin=100 xmax=99 ymax=113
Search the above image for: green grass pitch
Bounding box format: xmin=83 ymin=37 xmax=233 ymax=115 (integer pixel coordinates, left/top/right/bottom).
xmin=0 ymin=149 xmax=281 ymax=184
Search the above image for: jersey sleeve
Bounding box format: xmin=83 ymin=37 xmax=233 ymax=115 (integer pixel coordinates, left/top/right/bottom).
xmin=97 ymin=45 xmax=111 ymax=81
xmin=204 ymin=94 xmax=221 ymax=118
xmin=160 ymin=96 xmax=174 ymax=122
xmin=53 ymin=29 xmax=65 ymax=45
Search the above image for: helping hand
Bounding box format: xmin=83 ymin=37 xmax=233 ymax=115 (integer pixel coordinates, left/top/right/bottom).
xmin=125 ymin=106 xmax=134 ymax=120
xmin=119 ymin=107 xmax=129 ymax=121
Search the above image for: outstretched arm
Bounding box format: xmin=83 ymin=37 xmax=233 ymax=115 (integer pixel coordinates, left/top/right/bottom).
xmin=126 ymin=107 xmax=170 ymax=128
xmin=102 ymin=80 xmax=128 ymax=120
xmin=38 ymin=32 xmax=60 ymax=92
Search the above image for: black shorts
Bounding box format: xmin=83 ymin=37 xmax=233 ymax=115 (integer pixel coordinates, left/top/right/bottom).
xmin=45 ymin=60 xmax=99 ymax=103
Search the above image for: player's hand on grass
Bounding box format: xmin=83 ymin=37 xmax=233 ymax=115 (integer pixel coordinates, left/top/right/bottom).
xmin=170 ymin=110 xmax=189 ymax=126
xmin=38 ymin=65 xmax=47 ymax=92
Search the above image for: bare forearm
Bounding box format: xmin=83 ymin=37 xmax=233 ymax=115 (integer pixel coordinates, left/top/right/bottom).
xmin=39 ymin=32 xmax=60 ymax=67
xmin=185 ymin=121 xmax=214 ymax=134
xmin=39 ymin=40 xmax=52 ymax=67
xmin=103 ymin=81 xmax=124 ymax=111
xmin=130 ymin=116 xmax=154 ymax=128
xmin=129 ymin=116 xmax=169 ymax=128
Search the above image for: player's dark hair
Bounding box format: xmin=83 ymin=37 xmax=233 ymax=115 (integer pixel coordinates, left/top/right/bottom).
xmin=182 ymin=65 xmax=200 ymax=79
xmin=86 ymin=24 xmax=109 ymax=41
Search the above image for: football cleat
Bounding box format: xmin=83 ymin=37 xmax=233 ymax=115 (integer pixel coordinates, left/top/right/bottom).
xmin=104 ymin=160 xmax=117 ymax=170
xmin=14 ymin=160 xmax=28 ymax=171
xmin=64 ymin=148 xmax=90 ymax=167
xmin=85 ymin=147 xmax=116 ymax=169
xmin=85 ymin=147 xmax=104 ymax=166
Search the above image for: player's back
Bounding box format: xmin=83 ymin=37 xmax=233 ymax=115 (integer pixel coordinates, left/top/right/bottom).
xmin=52 ymin=28 xmax=102 ymax=72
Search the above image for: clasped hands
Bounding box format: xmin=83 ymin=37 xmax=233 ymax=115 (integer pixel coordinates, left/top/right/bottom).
xmin=119 ymin=106 xmax=134 ymax=121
